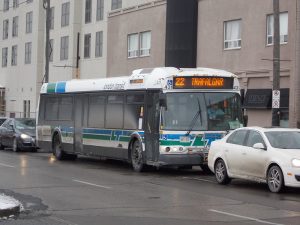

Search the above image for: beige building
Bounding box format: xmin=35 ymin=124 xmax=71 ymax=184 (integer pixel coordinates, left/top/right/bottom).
xmin=197 ymin=0 xmax=298 ymax=127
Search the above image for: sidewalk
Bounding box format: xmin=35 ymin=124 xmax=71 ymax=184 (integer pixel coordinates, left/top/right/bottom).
xmin=0 ymin=194 xmax=21 ymax=219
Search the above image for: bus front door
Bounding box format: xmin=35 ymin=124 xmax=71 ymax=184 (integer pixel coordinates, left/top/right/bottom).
xmin=144 ymin=92 xmax=160 ymax=164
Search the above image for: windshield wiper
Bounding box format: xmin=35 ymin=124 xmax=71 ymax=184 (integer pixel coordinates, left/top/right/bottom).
xmin=185 ymin=97 xmax=202 ymax=136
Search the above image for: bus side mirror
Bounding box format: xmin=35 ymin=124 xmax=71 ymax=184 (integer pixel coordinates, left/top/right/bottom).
xmin=159 ymin=93 xmax=167 ymax=108
xmin=243 ymin=115 xmax=248 ymax=127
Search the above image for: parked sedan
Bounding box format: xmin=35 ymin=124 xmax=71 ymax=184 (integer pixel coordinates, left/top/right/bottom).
xmin=208 ymin=127 xmax=300 ymax=193
xmin=0 ymin=118 xmax=37 ymax=152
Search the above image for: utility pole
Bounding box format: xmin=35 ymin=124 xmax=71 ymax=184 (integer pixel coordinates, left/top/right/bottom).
xmin=272 ymin=0 xmax=280 ymax=126
xmin=44 ymin=0 xmax=51 ymax=83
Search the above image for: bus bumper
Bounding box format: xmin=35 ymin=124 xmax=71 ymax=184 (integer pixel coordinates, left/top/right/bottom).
xmin=156 ymin=153 xmax=205 ymax=166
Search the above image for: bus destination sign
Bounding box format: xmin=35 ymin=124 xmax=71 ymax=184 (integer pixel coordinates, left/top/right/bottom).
xmin=173 ymin=76 xmax=234 ymax=89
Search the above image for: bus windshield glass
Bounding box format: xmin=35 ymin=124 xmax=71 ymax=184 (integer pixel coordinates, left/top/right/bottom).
xmin=162 ymin=92 xmax=243 ymax=131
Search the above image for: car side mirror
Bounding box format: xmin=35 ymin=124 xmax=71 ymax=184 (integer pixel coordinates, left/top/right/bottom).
xmin=253 ymin=143 xmax=266 ymax=150
xmin=9 ymin=124 xmax=14 ymax=131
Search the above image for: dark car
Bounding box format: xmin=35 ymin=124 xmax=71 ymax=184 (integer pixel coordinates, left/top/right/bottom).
xmin=0 ymin=117 xmax=8 ymax=126
xmin=0 ymin=118 xmax=37 ymax=152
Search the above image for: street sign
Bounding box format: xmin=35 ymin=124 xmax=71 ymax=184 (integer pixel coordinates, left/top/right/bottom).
xmin=272 ymin=90 xmax=280 ymax=109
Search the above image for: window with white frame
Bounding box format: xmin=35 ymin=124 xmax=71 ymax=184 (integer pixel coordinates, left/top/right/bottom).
xmin=60 ymin=36 xmax=69 ymax=60
xmin=13 ymin=0 xmax=19 ymax=8
xmin=26 ymin=11 xmax=33 ymax=33
xmin=224 ymin=19 xmax=241 ymax=49
xmin=111 ymin=0 xmax=122 ymax=10
xmin=95 ymin=31 xmax=103 ymax=57
xmin=25 ymin=42 xmax=32 ymax=64
xmin=12 ymin=16 xmax=18 ymax=37
xmin=2 ymin=48 xmax=8 ymax=67
xmin=128 ymin=33 xmax=139 ymax=58
xmin=267 ymin=12 xmax=288 ymax=45
xmin=84 ymin=33 xmax=91 ymax=58
xmin=61 ymin=2 xmax=70 ymax=27
xmin=96 ymin=0 xmax=104 ymax=21
xmin=140 ymin=31 xmax=151 ymax=56
xmin=49 ymin=39 xmax=53 ymax=62
xmin=3 ymin=20 xmax=9 ymax=40
xmin=11 ymin=45 xmax=17 ymax=66
xmin=85 ymin=0 xmax=92 ymax=23
xmin=50 ymin=7 xmax=54 ymax=30
xmin=3 ymin=0 xmax=9 ymax=11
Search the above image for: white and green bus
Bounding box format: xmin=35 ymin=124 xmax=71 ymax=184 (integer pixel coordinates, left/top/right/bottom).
xmin=37 ymin=67 xmax=243 ymax=172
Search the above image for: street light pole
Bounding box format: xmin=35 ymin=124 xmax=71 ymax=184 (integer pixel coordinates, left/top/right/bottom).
xmin=44 ymin=0 xmax=50 ymax=83
xmin=272 ymin=0 xmax=280 ymax=126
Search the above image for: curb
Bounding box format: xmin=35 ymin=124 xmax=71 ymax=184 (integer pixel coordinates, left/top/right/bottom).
xmin=0 ymin=205 xmax=20 ymax=218
xmin=0 ymin=195 xmax=21 ymax=219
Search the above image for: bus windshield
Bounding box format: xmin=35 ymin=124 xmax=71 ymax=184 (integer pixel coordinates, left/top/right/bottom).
xmin=162 ymin=92 xmax=243 ymax=131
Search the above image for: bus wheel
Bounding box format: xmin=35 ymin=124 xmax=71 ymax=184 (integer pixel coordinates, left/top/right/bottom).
xmin=53 ymin=135 xmax=65 ymax=160
xmin=131 ymin=140 xmax=144 ymax=172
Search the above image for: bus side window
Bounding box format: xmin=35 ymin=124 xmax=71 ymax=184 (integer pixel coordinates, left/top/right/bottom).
xmin=45 ymin=97 xmax=59 ymax=121
xmin=124 ymin=94 xmax=144 ymax=130
xmin=88 ymin=95 xmax=106 ymax=128
xmin=106 ymin=95 xmax=124 ymax=129
xmin=58 ymin=96 xmax=73 ymax=121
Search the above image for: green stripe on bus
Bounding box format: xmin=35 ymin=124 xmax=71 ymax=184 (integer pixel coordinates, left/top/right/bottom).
xmin=83 ymin=134 xmax=111 ymax=140
xmin=119 ymin=136 xmax=130 ymax=142
xmin=47 ymin=83 xmax=56 ymax=93
xmin=160 ymin=140 xmax=192 ymax=146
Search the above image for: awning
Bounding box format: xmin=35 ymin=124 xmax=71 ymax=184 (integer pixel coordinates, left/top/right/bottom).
xmin=243 ymin=88 xmax=289 ymax=109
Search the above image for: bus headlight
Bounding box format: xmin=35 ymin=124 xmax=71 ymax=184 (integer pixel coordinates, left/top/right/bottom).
xmin=292 ymin=159 xmax=300 ymax=167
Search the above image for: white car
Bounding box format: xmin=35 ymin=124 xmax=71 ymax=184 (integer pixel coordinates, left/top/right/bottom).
xmin=208 ymin=127 xmax=300 ymax=193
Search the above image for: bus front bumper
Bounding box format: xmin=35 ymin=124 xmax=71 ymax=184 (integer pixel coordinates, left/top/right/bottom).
xmin=156 ymin=153 xmax=206 ymax=166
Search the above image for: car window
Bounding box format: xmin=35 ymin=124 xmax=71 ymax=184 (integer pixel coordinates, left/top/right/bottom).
xmin=226 ymin=130 xmax=248 ymax=145
xmin=246 ymin=130 xmax=265 ymax=147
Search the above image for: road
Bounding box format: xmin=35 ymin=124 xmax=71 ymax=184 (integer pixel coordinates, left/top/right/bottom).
xmin=0 ymin=149 xmax=299 ymax=225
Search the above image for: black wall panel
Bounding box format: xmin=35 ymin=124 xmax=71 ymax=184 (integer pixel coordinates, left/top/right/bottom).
xmin=165 ymin=0 xmax=198 ymax=68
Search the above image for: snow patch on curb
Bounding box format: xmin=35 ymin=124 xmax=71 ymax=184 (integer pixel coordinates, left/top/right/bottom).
xmin=0 ymin=194 xmax=23 ymax=211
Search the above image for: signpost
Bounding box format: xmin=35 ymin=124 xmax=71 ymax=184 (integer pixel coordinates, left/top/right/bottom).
xmin=272 ymin=90 xmax=280 ymax=109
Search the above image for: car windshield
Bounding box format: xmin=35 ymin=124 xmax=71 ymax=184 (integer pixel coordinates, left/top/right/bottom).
xmin=162 ymin=92 xmax=243 ymax=131
xmin=0 ymin=118 xmax=7 ymax=126
xmin=15 ymin=119 xmax=36 ymax=130
xmin=265 ymin=131 xmax=300 ymax=149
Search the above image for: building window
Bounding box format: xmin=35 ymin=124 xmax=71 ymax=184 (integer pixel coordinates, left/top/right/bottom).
xmin=224 ymin=19 xmax=241 ymax=50
xmin=85 ymin=0 xmax=92 ymax=23
xmin=26 ymin=11 xmax=33 ymax=33
xmin=60 ymin=36 xmax=69 ymax=60
xmin=2 ymin=48 xmax=8 ymax=67
xmin=25 ymin=42 xmax=32 ymax=64
xmin=23 ymin=100 xmax=30 ymax=118
xmin=267 ymin=12 xmax=288 ymax=45
xmin=49 ymin=39 xmax=53 ymax=62
xmin=11 ymin=45 xmax=17 ymax=66
xmin=61 ymin=2 xmax=70 ymax=27
xmin=84 ymin=34 xmax=91 ymax=58
xmin=140 ymin=31 xmax=151 ymax=56
xmin=128 ymin=33 xmax=139 ymax=58
xmin=3 ymin=20 xmax=9 ymax=40
xmin=50 ymin=7 xmax=54 ymax=30
xmin=111 ymin=0 xmax=122 ymax=10
xmin=13 ymin=0 xmax=19 ymax=8
xmin=95 ymin=31 xmax=103 ymax=57
xmin=12 ymin=16 xmax=18 ymax=37
xmin=96 ymin=0 xmax=104 ymax=21
xmin=3 ymin=0 xmax=9 ymax=12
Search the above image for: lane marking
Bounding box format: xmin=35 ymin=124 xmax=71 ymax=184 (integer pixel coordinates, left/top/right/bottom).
xmin=0 ymin=162 xmax=15 ymax=168
xmin=72 ymin=179 xmax=111 ymax=189
xmin=50 ymin=216 xmax=79 ymax=225
xmin=209 ymin=209 xmax=285 ymax=225
xmin=182 ymin=177 xmax=216 ymax=183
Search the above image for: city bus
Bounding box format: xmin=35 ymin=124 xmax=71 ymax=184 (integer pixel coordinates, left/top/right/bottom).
xmin=36 ymin=67 xmax=243 ymax=172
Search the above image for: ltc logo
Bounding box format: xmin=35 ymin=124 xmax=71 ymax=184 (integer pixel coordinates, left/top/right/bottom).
xmin=166 ymin=80 xmax=173 ymax=89
xmin=202 ymin=133 xmax=223 ymax=147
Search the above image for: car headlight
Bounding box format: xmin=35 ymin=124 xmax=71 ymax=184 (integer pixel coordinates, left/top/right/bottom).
xmin=292 ymin=159 xmax=300 ymax=167
xmin=20 ymin=134 xmax=31 ymax=140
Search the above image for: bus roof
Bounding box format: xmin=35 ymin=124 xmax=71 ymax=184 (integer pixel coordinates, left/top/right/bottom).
xmin=40 ymin=67 xmax=238 ymax=94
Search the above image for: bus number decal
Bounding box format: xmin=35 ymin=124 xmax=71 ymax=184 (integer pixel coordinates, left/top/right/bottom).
xmin=175 ymin=77 xmax=185 ymax=87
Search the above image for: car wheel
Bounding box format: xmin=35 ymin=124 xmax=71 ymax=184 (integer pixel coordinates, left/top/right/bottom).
xmin=200 ymin=164 xmax=213 ymax=174
xmin=12 ymin=138 xmax=19 ymax=152
xmin=131 ymin=140 xmax=144 ymax=172
xmin=267 ymin=165 xmax=285 ymax=193
xmin=214 ymin=159 xmax=231 ymax=185
xmin=53 ymin=135 xmax=65 ymax=160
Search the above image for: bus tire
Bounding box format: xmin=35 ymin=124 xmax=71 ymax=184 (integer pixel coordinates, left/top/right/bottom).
xmin=131 ymin=140 xmax=144 ymax=172
xmin=53 ymin=134 xmax=66 ymax=160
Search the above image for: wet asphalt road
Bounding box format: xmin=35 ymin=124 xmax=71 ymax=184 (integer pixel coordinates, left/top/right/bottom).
xmin=0 ymin=149 xmax=299 ymax=225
